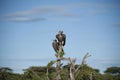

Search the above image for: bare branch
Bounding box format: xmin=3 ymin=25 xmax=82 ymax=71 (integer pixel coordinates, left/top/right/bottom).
xmin=75 ymin=52 xmax=91 ymax=74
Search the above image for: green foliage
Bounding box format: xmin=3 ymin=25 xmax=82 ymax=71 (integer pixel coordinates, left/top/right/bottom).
xmin=62 ymin=64 xmax=102 ymax=80
xmin=75 ymin=64 xmax=102 ymax=80
xmin=0 ymin=67 xmax=13 ymax=73
xmin=0 ymin=67 xmax=23 ymax=80
xmin=102 ymin=74 xmax=114 ymax=80
xmin=104 ymin=66 xmax=120 ymax=75
xmin=22 ymin=66 xmax=56 ymax=80
xmin=47 ymin=60 xmax=56 ymax=68
xmin=60 ymin=51 xmax=65 ymax=57
xmin=103 ymin=66 xmax=120 ymax=80
xmin=0 ymin=66 xmax=120 ymax=80
xmin=23 ymin=66 xmax=47 ymax=80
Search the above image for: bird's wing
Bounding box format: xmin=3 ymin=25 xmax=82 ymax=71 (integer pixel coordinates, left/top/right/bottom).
xmin=56 ymin=34 xmax=59 ymax=39
xmin=63 ymin=34 xmax=66 ymax=46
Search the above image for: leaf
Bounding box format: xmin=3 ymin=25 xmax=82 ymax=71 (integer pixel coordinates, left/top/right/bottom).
xmin=60 ymin=51 xmax=65 ymax=57
xmin=47 ymin=60 xmax=55 ymax=68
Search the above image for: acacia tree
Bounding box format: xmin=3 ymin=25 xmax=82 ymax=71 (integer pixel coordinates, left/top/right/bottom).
xmin=0 ymin=67 xmax=13 ymax=80
xmin=104 ymin=67 xmax=120 ymax=75
xmin=52 ymin=31 xmax=91 ymax=80
xmin=23 ymin=68 xmax=41 ymax=80
xmin=103 ymin=66 xmax=120 ymax=80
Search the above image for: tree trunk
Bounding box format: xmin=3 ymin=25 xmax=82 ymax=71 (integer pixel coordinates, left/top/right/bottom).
xmin=56 ymin=45 xmax=63 ymax=80
xmin=70 ymin=67 xmax=75 ymax=80
xmin=46 ymin=68 xmax=49 ymax=80
xmin=56 ymin=55 xmax=61 ymax=80
xmin=89 ymin=72 xmax=93 ymax=80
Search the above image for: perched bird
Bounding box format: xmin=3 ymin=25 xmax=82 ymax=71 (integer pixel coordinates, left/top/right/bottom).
xmin=52 ymin=39 xmax=59 ymax=53
xmin=56 ymin=31 xmax=66 ymax=46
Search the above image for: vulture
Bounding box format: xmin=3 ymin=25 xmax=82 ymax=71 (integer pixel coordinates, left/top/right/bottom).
xmin=52 ymin=39 xmax=59 ymax=53
xmin=56 ymin=31 xmax=66 ymax=46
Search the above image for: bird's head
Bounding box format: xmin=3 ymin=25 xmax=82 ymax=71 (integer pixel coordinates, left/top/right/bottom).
xmin=58 ymin=30 xmax=63 ymax=34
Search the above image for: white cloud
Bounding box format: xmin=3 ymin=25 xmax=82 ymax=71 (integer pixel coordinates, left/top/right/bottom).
xmin=2 ymin=17 xmax=46 ymax=22
xmin=5 ymin=17 xmax=46 ymax=22
xmin=5 ymin=6 xmax=59 ymax=17
xmin=2 ymin=2 xmax=119 ymax=22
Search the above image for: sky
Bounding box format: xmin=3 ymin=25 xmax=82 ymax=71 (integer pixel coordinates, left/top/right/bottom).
xmin=0 ymin=0 xmax=120 ymax=73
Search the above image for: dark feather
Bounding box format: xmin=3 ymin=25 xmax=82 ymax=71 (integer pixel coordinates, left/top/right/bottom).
xmin=56 ymin=31 xmax=66 ymax=46
xmin=52 ymin=39 xmax=59 ymax=53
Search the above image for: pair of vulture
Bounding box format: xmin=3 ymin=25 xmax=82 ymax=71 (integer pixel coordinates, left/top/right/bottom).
xmin=52 ymin=31 xmax=66 ymax=53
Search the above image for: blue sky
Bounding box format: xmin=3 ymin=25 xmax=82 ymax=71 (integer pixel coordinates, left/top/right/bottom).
xmin=0 ymin=0 xmax=120 ymax=73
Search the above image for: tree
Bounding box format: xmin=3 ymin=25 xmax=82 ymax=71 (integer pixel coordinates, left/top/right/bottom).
xmin=0 ymin=67 xmax=13 ymax=80
xmin=52 ymin=31 xmax=93 ymax=80
xmin=23 ymin=66 xmax=56 ymax=80
xmin=103 ymin=66 xmax=120 ymax=80
xmin=74 ymin=64 xmax=102 ymax=80
xmin=23 ymin=66 xmax=44 ymax=80
xmin=104 ymin=66 xmax=120 ymax=75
